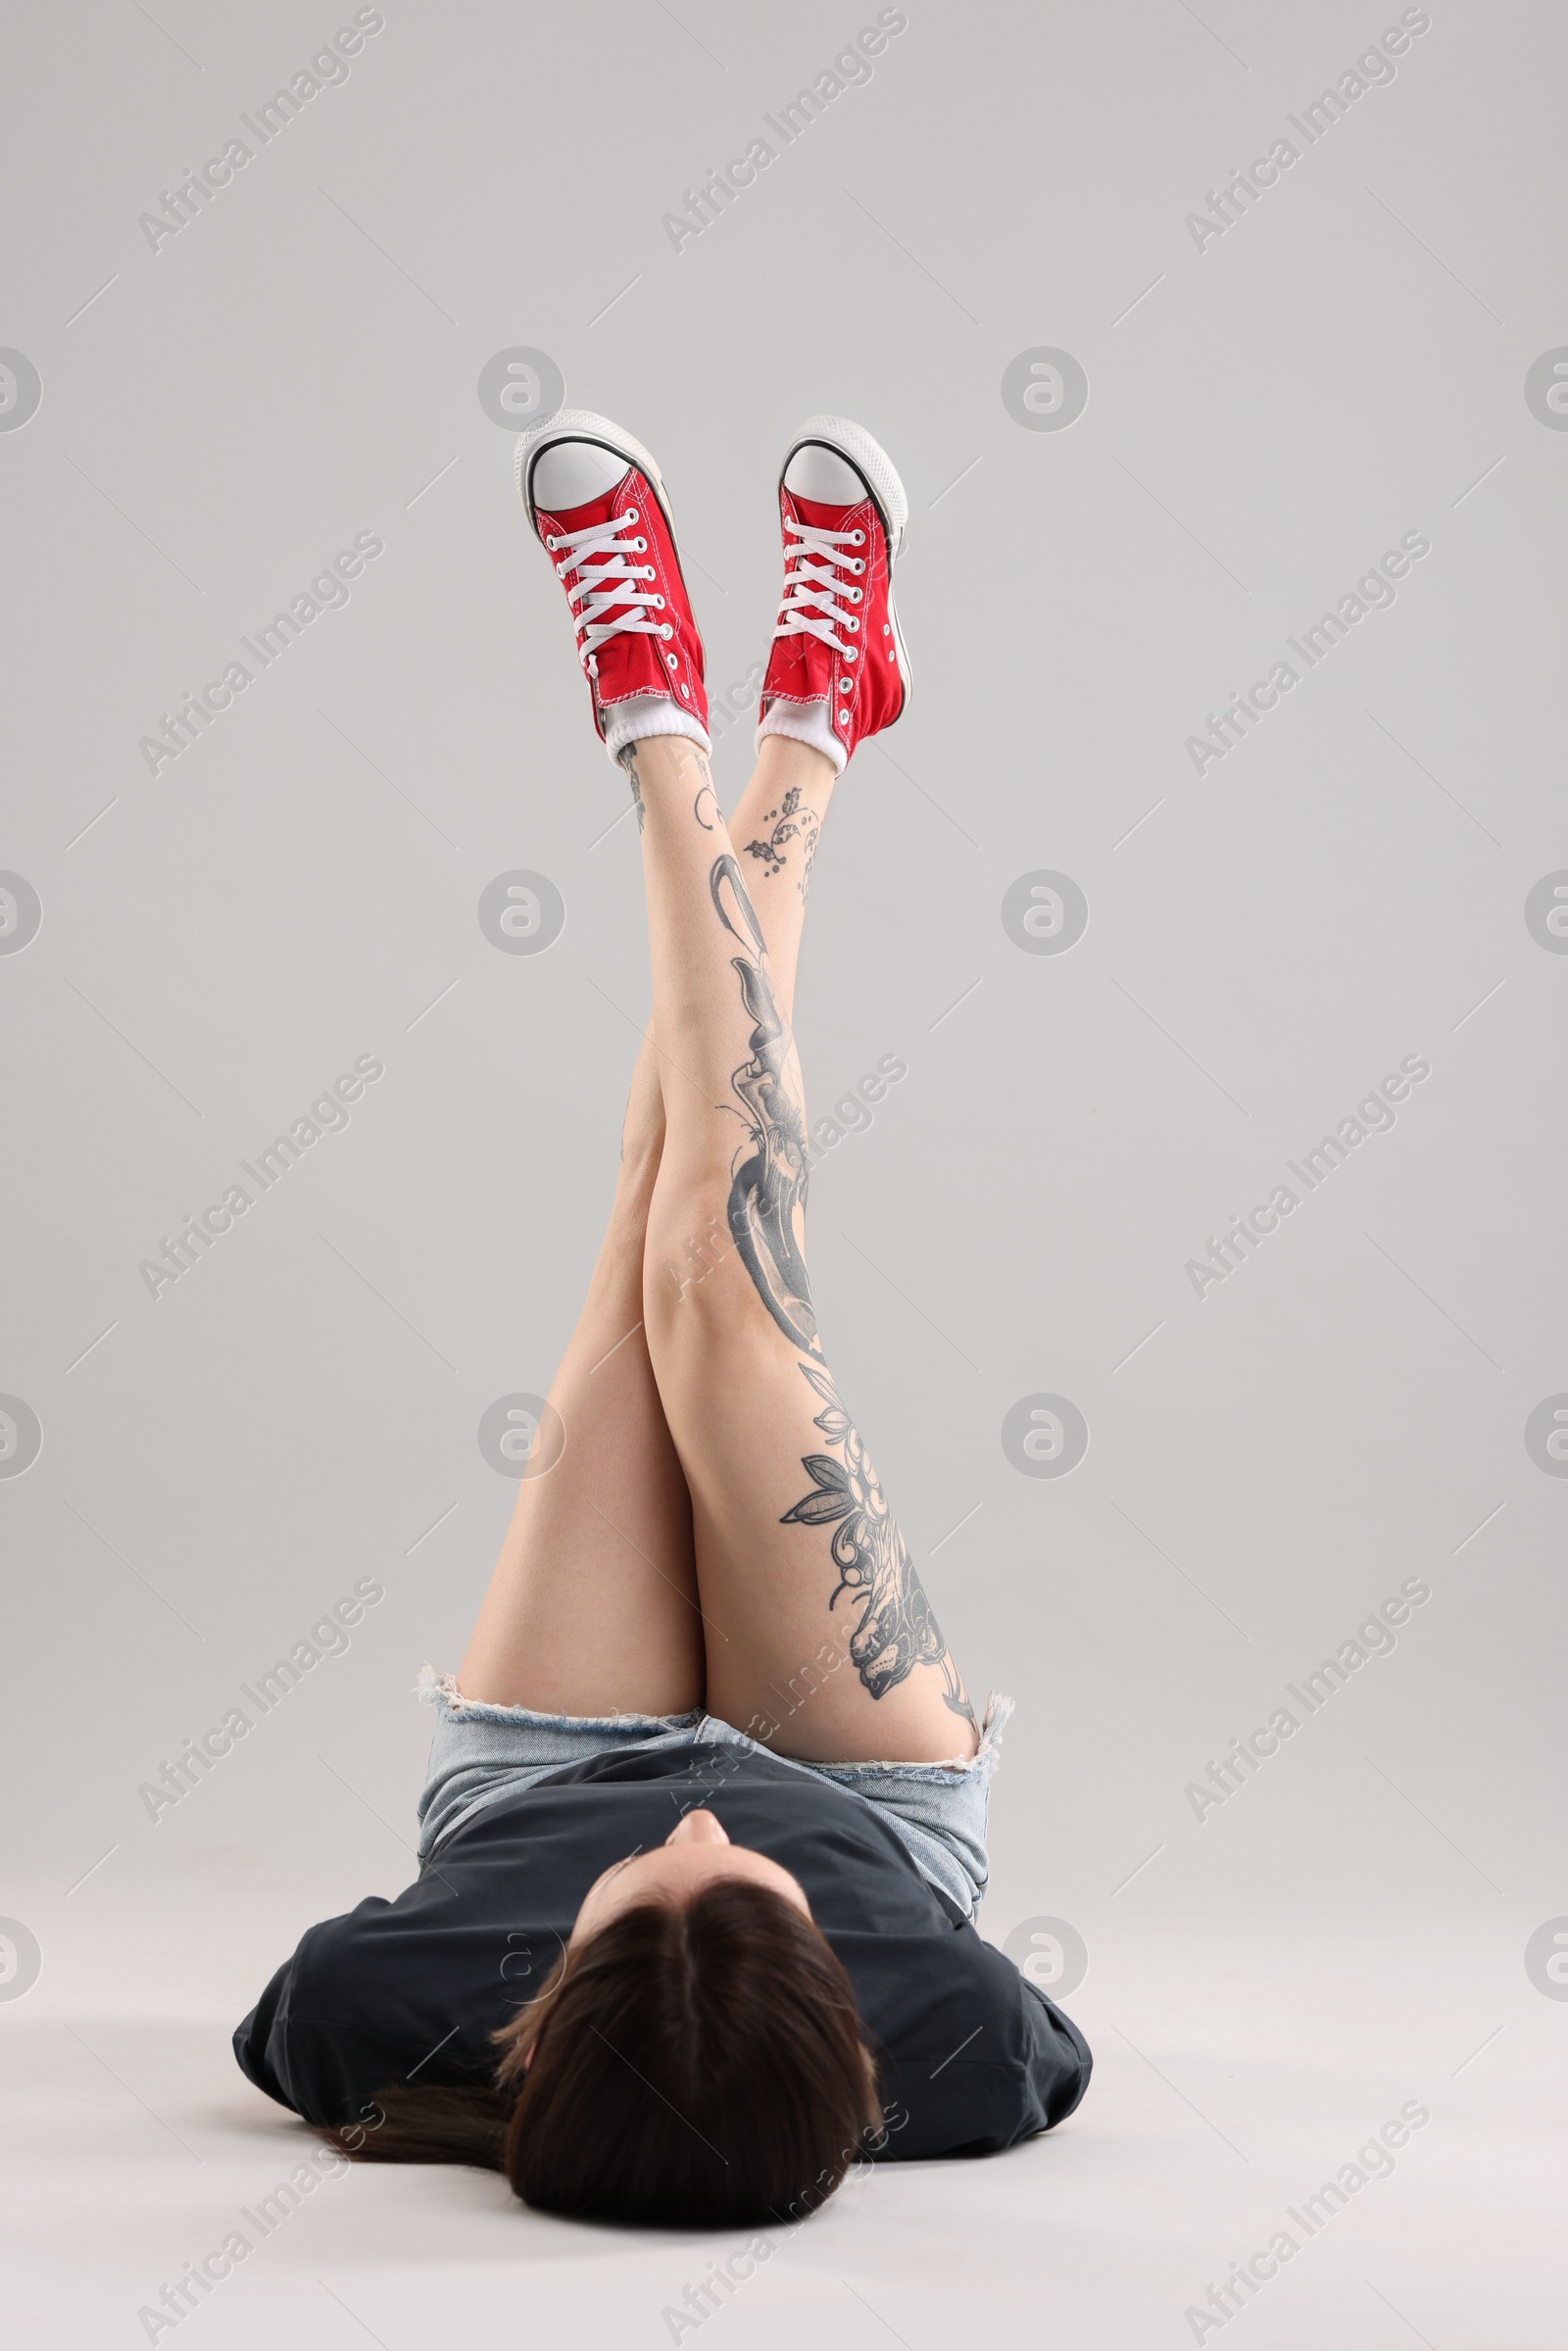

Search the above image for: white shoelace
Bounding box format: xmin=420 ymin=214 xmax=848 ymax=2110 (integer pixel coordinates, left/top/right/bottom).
xmin=545 ymin=505 xmax=673 ymax=674
xmin=773 ymin=517 xmax=867 ymax=661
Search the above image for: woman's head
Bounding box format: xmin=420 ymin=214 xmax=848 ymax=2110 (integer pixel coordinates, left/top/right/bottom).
xmin=500 ymin=1809 xmax=877 ymax=2226
xmin=334 ymin=1810 xmax=880 ymax=2229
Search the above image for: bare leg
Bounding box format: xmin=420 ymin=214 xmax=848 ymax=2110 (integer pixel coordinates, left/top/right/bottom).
xmin=632 ymin=732 xmax=977 ymax=1764
xmin=457 ymin=1033 xmax=705 ymax=1714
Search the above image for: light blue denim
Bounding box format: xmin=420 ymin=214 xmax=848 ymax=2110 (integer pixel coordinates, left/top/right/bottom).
xmin=414 ymin=1668 xmax=1011 ymax=1921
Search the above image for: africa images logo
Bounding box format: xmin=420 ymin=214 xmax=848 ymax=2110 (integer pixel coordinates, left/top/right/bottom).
xmin=1183 ymin=10 xmax=1434 ymax=256
xmin=137 ymin=1054 xmax=384 ymax=1298
xmin=1184 ymin=1053 xmax=1430 ymax=1299
xmin=136 ymin=11 xmax=387 ymax=254
xmin=137 ymin=535 xmax=386 ymax=777
xmin=1184 ymin=533 xmax=1432 ymax=778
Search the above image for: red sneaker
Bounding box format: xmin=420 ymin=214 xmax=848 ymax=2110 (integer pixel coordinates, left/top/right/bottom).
xmin=757 ymin=415 xmax=910 ymax=775
xmin=515 ymin=410 xmax=710 ymax=764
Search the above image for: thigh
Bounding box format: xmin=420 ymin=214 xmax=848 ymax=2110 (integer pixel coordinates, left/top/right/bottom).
xmin=458 ymin=1226 xmax=705 ymax=1717
xmin=644 ymin=1218 xmax=976 ymax=1763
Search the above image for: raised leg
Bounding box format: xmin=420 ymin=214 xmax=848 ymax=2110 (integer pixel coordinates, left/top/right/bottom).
xmin=632 ymin=732 xmax=976 ymax=1764
xmin=723 ymin=734 xmax=830 ymax=1023
xmin=457 ymin=1032 xmax=705 ymax=1715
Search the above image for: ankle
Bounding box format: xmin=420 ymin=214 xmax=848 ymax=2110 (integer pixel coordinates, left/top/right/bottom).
xmin=623 ymin=732 xmax=710 ymax=795
xmin=754 ymin=732 xmax=837 ymax=801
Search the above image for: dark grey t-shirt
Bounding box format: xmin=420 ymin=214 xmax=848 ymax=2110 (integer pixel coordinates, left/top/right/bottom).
xmin=234 ymin=1742 xmax=1090 ymax=2160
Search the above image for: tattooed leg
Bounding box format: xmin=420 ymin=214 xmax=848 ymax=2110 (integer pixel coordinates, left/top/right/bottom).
xmin=743 ymin=783 xmax=821 ymax=900
xmin=782 ymin=1359 xmax=975 ymax=1726
xmin=725 ymin=734 xmax=832 ymax=1017
xmin=710 ymin=852 xmax=819 ymax=1356
xmin=697 ymin=838 xmax=964 ymax=1705
xmin=686 ymin=736 xmax=831 ymax=1354
xmin=630 ymin=731 xmax=977 ymax=1762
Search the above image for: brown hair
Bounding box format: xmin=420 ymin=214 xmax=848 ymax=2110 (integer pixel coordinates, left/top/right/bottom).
xmin=325 ymin=1881 xmax=880 ymax=2229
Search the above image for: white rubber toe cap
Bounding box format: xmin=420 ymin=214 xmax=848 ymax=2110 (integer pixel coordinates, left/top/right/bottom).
xmin=782 ymin=443 xmax=868 ymax=506
xmin=531 ymin=441 xmax=631 ymax=511
xmin=783 ymin=414 xmax=908 ymax=555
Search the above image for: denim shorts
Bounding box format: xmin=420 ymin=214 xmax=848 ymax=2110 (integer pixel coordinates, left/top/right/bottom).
xmin=415 ymin=1668 xmax=1011 ymax=1922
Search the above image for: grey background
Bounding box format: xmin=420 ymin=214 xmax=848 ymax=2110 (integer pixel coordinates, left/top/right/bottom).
xmin=2 ymin=2 xmax=1564 ymax=2344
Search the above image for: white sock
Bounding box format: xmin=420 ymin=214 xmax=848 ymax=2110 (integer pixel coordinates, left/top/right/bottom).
xmin=756 ymin=696 xmax=847 ymax=775
xmin=602 ymin=693 xmax=710 ymax=766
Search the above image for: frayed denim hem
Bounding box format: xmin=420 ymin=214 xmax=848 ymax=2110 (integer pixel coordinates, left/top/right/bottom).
xmin=416 ymin=1664 xmax=704 ymax=1735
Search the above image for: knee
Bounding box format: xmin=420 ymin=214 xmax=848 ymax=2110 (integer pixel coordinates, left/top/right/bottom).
xmin=643 ymin=1176 xmax=768 ymax=1356
xmin=644 ymin=1174 xmax=734 ymax=1324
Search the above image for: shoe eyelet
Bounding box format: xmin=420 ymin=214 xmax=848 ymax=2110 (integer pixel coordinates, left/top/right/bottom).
xmin=667 ymin=653 xmax=679 ymax=669
xmin=643 ymin=565 xmax=658 ymax=580
xmin=652 ymin=594 xmax=665 ymax=609
xmin=661 ymin=623 xmax=673 ymax=639
xmin=545 ymin=536 xmax=558 ymax=551
xmin=883 ymin=623 xmax=892 ymax=634
xmin=850 ymin=529 xmax=864 ymax=545
xmin=556 ymin=563 xmax=565 ymax=577
xmin=680 ymin=683 xmax=691 ymax=698
xmin=844 ymin=649 xmax=858 ymax=662
xmin=623 ymin=507 xmax=639 ymax=524
xmin=634 ymin=537 xmax=647 ymax=551
xmin=850 ymin=587 xmax=863 ymax=603
xmin=846 ymin=616 xmax=859 ymax=632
